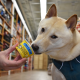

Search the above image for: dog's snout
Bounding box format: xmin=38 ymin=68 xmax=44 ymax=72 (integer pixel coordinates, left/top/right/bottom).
xmin=31 ymin=44 xmax=39 ymax=51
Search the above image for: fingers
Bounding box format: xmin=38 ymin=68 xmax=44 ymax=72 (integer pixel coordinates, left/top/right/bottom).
xmin=3 ymin=64 xmax=24 ymax=71
xmin=14 ymin=55 xmax=22 ymax=61
xmin=6 ymin=58 xmax=27 ymax=67
xmin=6 ymin=43 xmax=18 ymax=55
xmin=4 ymin=64 xmax=24 ymax=71
xmin=0 ymin=58 xmax=27 ymax=71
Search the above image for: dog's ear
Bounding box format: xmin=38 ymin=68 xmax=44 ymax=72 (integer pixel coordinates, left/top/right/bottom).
xmin=45 ymin=4 xmax=57 ymax=18
xmin=66 ymin=14 xmax=77 ymax=32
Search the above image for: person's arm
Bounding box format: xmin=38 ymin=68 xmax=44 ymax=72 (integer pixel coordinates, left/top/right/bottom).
xmin=0 ymin=43 xmax=27 ymax=70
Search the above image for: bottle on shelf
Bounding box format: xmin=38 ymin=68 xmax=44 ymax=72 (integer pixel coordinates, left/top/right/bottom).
xmin=1 ymin=7 xmax=5 ymax=17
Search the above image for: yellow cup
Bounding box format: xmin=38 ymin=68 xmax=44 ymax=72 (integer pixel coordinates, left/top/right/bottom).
xmin=16 ymin=40 xmax=34 ymax=58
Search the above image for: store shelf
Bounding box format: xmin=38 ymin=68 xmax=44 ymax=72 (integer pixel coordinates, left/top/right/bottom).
xmin=4 ymin=20 xmax=11 ymax=28
xmin=0 ymin=34 xmax=2 ymax=36
xmin=0 ymin=15 xmax=11 ymax=28
xmin=0 ymin=24 xmax=3 ymax=27
xmin=4 ymin=28 xmax=11 ymax=34
xmin=3 ymin=39 xmax=10 ymax=45
xmin=0 ymin=45 xmax=2 ymax=47
xmin=17 ymin=30 xmax=22 ymax=37
xmin=0 ymin=71 xmax=8 ymax=76
xmin=0 ymin=15 xmax=4 ymax=20
xmin=14 ymin=69 xmax=21 ymax=73
xmin=0 ymin=0 xmax=12 ymax=17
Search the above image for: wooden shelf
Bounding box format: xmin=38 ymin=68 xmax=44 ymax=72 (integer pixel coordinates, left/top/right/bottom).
xmin=3 ymin=39 xmax=10 ymax=45
xmin=4 ymin=20 xmax=11 ymax=28
xmin=0 ymin=0 xmax=13 ymax=55
xmin=0 ymin=1 xmax=12 ymax=17
xmin=0 ymin=15 xmax=11 ymax=28
xmin=0 ymin=24 xmax=3 ymax=27
xmin=0 ymin=15 xmax=4 ymax=20
xmin=0 ymin=45 xmax=2 ymax=47
xmin=4 ymin=28 xmax=11 ymax=34
xmin=0 ymin=34 xmax=2 ymax=36
xmin=17 ymin=30 xmax=22 ymax=37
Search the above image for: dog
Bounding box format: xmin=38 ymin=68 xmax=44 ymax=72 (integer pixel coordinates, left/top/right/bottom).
xmin=31 ymin=4 xmax=80 ymax=80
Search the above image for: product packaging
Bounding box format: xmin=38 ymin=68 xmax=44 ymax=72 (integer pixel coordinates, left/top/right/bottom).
xmin=16 ymin=40 xmax=34 ymax=58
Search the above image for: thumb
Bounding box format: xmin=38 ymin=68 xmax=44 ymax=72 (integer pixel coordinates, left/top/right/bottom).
xmin=6 ymin=43 xmax=19 ymax=55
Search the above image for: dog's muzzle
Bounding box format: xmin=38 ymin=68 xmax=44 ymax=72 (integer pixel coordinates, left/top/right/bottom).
xmin=31 ymin=44 xmax=39 ymax=51
xmin=31 ymin=44 xmax=41 ymax=54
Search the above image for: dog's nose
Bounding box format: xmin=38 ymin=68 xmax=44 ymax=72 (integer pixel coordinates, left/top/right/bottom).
xmin=31 ymin=44 xmax=39 ymax=51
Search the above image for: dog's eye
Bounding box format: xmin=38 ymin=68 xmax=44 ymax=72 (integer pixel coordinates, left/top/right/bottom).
xmin=51 ymin=35 xmax=58 ymax=39
xmin=41 ymin=28 xmax=45 ymax=32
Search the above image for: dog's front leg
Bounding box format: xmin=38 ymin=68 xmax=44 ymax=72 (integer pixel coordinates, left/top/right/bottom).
xmin=51 ymin=63 xmax=66 ymax=80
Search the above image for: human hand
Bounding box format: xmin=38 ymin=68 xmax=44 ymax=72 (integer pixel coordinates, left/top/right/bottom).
xmin=0 ymin=43 xmax=27 ymax=70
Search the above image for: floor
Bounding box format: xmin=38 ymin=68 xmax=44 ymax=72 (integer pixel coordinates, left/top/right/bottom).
xmin=0 ymin=71 xmax=52 ymax=80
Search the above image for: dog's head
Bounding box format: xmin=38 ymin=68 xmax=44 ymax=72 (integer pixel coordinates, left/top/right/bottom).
xmin=31 ymin=4 xmax=77 ymax=57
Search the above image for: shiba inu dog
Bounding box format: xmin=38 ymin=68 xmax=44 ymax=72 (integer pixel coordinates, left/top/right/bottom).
xmin=31 ymin=4 xmax=80 ymax=80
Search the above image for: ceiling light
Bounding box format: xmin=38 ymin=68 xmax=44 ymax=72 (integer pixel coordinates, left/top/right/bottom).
xmin=40 ymin=0 xmax=47 ymax=20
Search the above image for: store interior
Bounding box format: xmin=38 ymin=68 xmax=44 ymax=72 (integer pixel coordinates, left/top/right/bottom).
xmin=0 ymin=0 xmax=80 ymax=80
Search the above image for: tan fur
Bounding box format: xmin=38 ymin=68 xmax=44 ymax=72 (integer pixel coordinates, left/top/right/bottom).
xmin=66 ymin=15 xmax=77 ymax=33
xmin=32 ymin=4 xmax=80 ymax=80
xmin=45 ymin=4 xmax=57 ymax=18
